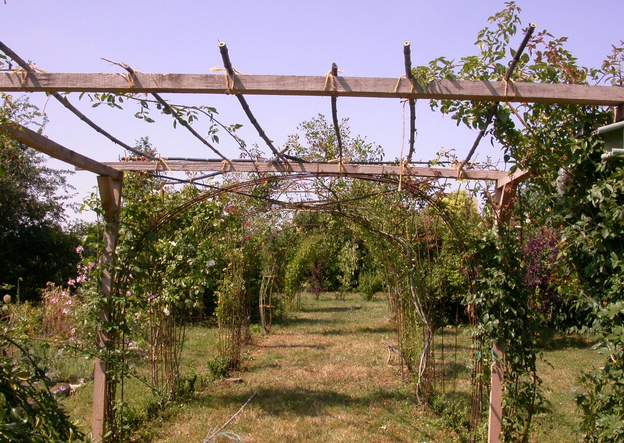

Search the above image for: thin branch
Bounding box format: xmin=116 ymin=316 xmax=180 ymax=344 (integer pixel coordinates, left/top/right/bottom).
xmin=110 ymin=61 xmax=231 ymax=164
xmin=330 ymin=62 xmax=343 ymax=162
xmin=203 ymin=392 xmax=256 ymax=443
xmin=403 ymin=41 xmax=416 ymax=163
xmin=103 ymin=92 xmax=250 ymax=152
xmin=219 ymin=42 xmax=303 ymax=163
xmin=151 ymin=92 xmax=231 ymax=163
xmin=0 ymin=41 xmax=155 ymax=160
xmin=457 ymin=23 xmax=536 ymax=176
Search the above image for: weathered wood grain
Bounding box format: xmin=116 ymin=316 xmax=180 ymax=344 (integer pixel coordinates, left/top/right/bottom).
xmin=1 ymin=124 xmax=122 ymax=178
xmin=97 ymin=159 xmax=508 ymax=181
xmin=1 ymin=72 xmax=622 ymax=105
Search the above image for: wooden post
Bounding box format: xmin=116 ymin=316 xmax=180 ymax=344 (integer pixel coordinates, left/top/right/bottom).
xmin=486 ymin=183 xmax=515 ymax=443
xmin=92 ymin=175 xmax=122 ymax=442
xmin=488 ymin=344 xmax=504 ymax=443
xmin=615 ymin=104 xmax=624 ymax=123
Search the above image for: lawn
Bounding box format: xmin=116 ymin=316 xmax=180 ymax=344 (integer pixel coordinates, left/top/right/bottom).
xmin=60 ymin=293 xmax=599 ymax=442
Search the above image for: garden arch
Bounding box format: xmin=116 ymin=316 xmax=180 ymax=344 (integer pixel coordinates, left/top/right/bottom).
xmin=0 ymin=36 xmax=622 ymax=441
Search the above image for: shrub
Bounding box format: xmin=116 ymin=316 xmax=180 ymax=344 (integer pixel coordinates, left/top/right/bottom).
xmin=0 ymin=330 xmax=84 ymax=442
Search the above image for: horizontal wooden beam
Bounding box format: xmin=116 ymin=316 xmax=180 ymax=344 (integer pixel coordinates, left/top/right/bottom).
xmin=496 ymin=168 xmax=530 ymax=189
xmin=1 ymin=72 xmax=623 ymax=105
xmin=1 ymin=124 xmax=123 ymax=179
xmin=94 ymin=159 xmax=507 ymax=181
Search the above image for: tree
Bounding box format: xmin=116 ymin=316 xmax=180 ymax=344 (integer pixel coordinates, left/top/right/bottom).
xmin=0 ymin=95 xmax=79 ymax=301
xmin=414 ymin=2 xmax=624 ymax=438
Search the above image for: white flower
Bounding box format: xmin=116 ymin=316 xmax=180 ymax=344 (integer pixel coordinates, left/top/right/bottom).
xmin=163 ymin=306 xmax=170 ymax=316
xmin=207 ymin=259 xmax=216 ymax=268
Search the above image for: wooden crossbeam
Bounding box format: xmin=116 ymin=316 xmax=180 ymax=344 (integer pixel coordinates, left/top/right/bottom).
xmin=95 ymin=159 xmax=507 ymax=181
xmin=1 ymin=72 xmax=623 ymax=105
xmin=496 ymin=168 xmax=530 ymax=189
xmin=1 ymin=124 xmax=123 ymax=178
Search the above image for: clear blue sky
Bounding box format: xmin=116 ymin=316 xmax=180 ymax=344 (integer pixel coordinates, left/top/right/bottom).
xmin=3 ymin=0 xmax=623 ymax=221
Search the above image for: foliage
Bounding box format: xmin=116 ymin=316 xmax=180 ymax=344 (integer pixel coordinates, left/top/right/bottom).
xmin=285 ymin=233 xmax=336 ymax=299
xmin=0 ymin=329 xmax=84 ymax=442
xmin=284 ymin=114 xmax=383 ymax=162
xmin=555 ymin=138 xmax=624 ymax=442
xmin=469 ymin=226 xmax=545 ymax=441
xmin=412 ymin=1 xmax=624 ymax=438
xmin=0 ymin=95 xmax=80 ymax=301
xmin=357 ymin=268 xmax=384 ymax=300
xmin=337 ymin=241 xmax=359 ymax=292
xmin=215 ymin=248 xmax=247 ymax=370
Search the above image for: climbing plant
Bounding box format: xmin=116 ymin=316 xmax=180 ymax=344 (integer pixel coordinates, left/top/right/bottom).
xmin=413 ymin=2 xmax=624 ymax=439
xmin=0 ymin=328 xmax=83 ymax=442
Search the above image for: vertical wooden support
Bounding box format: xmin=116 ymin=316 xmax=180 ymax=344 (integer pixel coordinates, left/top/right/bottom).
xmin=92 ymin=175 xmax=123 ymax=442
xmin=488 ymin=343 xmax=504 ymax=443
xmin=486 ymin=182 xmax=514 ymax=443
xmin=614 ymin=104 xmax=623 ymax=123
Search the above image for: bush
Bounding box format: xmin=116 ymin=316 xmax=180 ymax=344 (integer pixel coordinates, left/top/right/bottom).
xmin=357 ymin=270 xmax=384 ymax=301
xmin=206 ymin=356 xmax=230 ymax=379
xmin=0 ymin=330 xmax=84 ymax=442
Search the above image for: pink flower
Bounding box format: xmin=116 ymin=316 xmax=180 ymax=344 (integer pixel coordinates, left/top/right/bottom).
xmin=75 ymin=245 xmax=84 ymax=255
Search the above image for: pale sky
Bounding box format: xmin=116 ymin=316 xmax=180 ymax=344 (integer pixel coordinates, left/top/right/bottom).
xmin=2 ymin=0 xmax=623 ymax=221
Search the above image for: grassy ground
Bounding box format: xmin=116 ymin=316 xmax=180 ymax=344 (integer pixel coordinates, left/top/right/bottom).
xmin=148 ymin=293 xmax=452 ymax=442
xmin=60 ymin=293 xmax=599 ymax=442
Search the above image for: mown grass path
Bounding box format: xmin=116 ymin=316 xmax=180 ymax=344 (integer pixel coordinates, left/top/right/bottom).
xmin=152 ymin=294 xmax=453 ymax=442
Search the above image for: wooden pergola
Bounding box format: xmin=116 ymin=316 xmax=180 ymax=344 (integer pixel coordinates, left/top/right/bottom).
xmin=1 ymin=37 xmax=622 ymax=442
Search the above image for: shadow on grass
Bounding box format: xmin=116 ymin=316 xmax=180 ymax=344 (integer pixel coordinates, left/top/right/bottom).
xmin=191 ymin=386 xmax=417 ymax=417
xmin=319 ymin=325 xmax=395 ymax=336
xmin=436 ymin=390 xmax=472 ymax=405
xmin=257 ymin=343 xmax=328 ymax=350
xmin=283 ymin=317 xmax=339 ymax=326
xmin=540 ymin=333 xmax=597 ymax=351
xmin=437 ymin=361 xmax=471 ymax=379
xmin=301 ymin=305 xmax=363 ymax=313
xmin=432 ymin=342 xmax=474 ymax=352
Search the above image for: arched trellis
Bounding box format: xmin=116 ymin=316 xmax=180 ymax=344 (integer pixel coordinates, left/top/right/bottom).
xmin=1 ymin=35 xmax=622 ymax=441
xmin=117 ymin=170 xmax=480 ymax=402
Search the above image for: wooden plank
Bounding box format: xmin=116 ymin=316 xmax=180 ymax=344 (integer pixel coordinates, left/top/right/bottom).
xmin=95 ymin=160 xmax=507 ymax=181
xmin=496 ymin=168 xmax=530 ymax=189
xmin=92 ymin=176 xmax=122 ymax=442
xmin=0 ymin=72 xmax=623 ymax=105
xmin=1 ymin=124 xmax=122 ymax=178
xmin=488 ymin=344 xmax=504 ymax=443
